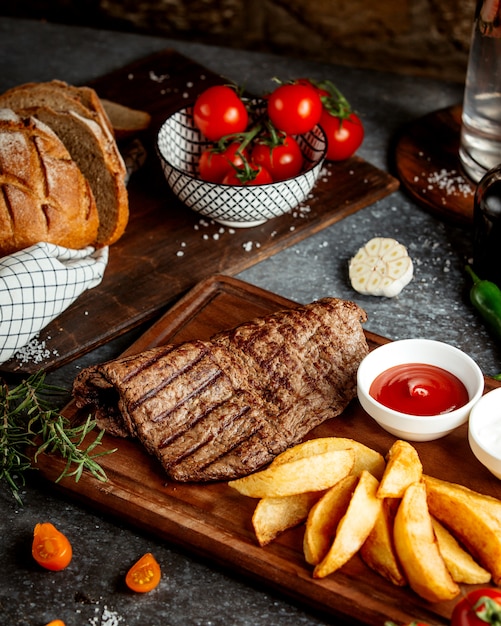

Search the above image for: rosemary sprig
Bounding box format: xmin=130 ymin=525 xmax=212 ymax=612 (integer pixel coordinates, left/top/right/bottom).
xmin=1 ymin=371 xmax=115 ymax=504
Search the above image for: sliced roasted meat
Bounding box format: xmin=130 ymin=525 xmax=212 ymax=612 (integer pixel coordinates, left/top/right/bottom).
xmin=72 ymin=298 xmax=368 ymax=481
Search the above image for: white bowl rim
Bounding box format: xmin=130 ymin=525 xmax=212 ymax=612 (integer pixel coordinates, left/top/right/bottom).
xmin=357 ymin=338 xmax=484 ymax=423
xmin=468 ymin=387 xmax=501 ymax=443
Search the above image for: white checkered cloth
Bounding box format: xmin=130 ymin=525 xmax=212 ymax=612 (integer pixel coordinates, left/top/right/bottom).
xmin=0 ymin=243 xmax=108 ymax=364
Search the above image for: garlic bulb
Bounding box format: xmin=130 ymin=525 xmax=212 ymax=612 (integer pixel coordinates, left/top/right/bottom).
xmin=349 ymin=237 xmax=413 ymax=297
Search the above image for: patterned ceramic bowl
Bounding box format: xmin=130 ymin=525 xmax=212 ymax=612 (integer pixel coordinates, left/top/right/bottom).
xmin=156 ymin=105 xmax=327 ymax=228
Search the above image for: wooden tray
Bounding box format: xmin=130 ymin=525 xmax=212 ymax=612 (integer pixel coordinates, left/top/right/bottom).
xmin=394 ymin=104 xmax=476 ymax=224
xmin=1 ymin=49 xmax=399 ymax=375
xmin=34 ymin=274 xmax=501 ymax=626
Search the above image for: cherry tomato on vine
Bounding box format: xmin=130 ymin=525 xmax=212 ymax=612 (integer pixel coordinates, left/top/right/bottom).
xmin=385 ymin=621 xmax=430 ymax=626
xmin=267 ymin=82 xmax=322 ymax=135
xmin=296 ymin=78 xmax=329 ymax=98
xmin=32 ymin=522 xmax=72 ymax=571
xmin=125 ymin=552 xmax=161 ymax=593
xmin=251 ymin=134 xmax=303 ymax=181
xmin=451 ymin=588 xmax=501 ymax=626
xmin=193 ymin=85 xmax=248 ymax=141
xmin=199 ymin=142 xmax=248 ymax=183
xmin=319 ymin=108 xmax=364 ymax=161
xmin=222 ymin=163 xmax=273 ymax=186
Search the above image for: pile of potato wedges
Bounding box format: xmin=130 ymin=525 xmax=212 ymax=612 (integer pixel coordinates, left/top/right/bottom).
xmin=228 ymin=437 xmax=501 ymax=603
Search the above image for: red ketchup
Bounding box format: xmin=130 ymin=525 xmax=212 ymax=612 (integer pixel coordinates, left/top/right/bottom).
xmin=369 ymin=363 xmax=469 ymax=416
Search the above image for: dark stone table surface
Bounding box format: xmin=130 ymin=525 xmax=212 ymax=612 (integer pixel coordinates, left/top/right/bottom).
xmin=1 ymin=16 xmax=499 ymax=626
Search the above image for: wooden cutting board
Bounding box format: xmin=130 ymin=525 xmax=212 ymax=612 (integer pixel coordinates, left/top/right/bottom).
xmin=395 ymin=104 xmax=476 ymax=224
xmin=34 ymin=274 xmax=501 ymax=626
xmin=1 ymin=49 xmax=399 ymax=375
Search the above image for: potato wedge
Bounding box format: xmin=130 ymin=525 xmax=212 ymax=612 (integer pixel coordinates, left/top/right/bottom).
xmin=313 ymin=470 xmax=382 ymax=578
xmin=377 ymin=440 xmax=423 ymax=499
xmin=272 ymin=437 xmax=385 ymax=480
xmin=228 ymin=449 xmax=355 ymax=498
xmin=252 ymin=491 xmax=322 ymax=546
xmin=303 ymin=474 xmax=358 ymax=565
xmin=424 ymin=474 xmax=501 ymax=585
xmin=360 ymin=497 xmax=407 ymax=586
xmin=431 ymin=517 xmax=491 ymax=584
xmin=393 ymin=481 xmax=459 ymax=602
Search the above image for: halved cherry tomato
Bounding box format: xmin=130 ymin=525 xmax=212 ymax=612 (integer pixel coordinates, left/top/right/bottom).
xmin=222 ymin=163 xmax=273 ymax=186
xmin=267 ymin=82 xmax=322 ymax=135
xmin=319 ymin=108 xmax=364 ymax=161
xmin=251 ymin=134 xmax=303 ymax=181
xmin=451 ymin=588 xmax=501 ymax=626
xmin=125 ymin=552 xmax=161 ymax=593
xmin=32 ymin=523 xmax=72 ymax=571
xmin=193 ymin=85 xmax=248 ymax=141
xmin=45 ymin=621 xmax=66 ymax=626
xmin=199 ymin=142 xmax=248 ymax=183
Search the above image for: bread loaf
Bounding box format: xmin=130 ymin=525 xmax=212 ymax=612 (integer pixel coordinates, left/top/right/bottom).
xmin=0 ymin=108 xmax=99 ymax=255
xmin=0 ymin=80 xmax=129 ymax=248
xmin=101 ymin=99 xmax=152 ymax=139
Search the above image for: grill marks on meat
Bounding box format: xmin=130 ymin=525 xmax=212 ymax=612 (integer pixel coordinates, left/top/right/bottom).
xmin=73 ymin=298 xmax=368 ymax=481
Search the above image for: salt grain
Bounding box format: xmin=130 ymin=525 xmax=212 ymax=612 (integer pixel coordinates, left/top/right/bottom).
xmin=14 ymin=336 xmax=59 ymax=364
xmin=149 ymin=70 xmax=170 ymax=83
xmin=424 ymin=168 xmax=473 ymax=198
xmin=88 ymin=604 xmax=124 ymax=626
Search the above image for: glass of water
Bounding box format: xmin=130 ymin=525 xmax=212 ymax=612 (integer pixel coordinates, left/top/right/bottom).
xmin=459 ymin=0 xmax=501 ymax=182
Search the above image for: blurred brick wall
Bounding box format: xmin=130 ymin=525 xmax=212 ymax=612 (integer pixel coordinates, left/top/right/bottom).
xmin=2 ymin=0 xmax=477 ymax=82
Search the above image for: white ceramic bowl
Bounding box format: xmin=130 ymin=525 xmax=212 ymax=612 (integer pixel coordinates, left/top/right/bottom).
xmin=468 ymin=387 xmax=501 ymax=479
xmin=156 ymin=104 xmax=327 ymax=228
xmin=357 ymin=338 xmax=484 ymax=441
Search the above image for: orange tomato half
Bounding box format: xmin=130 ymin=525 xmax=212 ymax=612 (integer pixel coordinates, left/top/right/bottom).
xmin=125 ymin=552 xmax=161 ymax=593
xmin=32 ymin=523 xmax=72 ymax=571
xmin=45 ymin=621 xmax=66 ymax=626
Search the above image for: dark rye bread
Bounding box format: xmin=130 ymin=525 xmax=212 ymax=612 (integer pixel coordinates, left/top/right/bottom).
xmin=0 ymin=81 xmax=128 ymax=247
xmin=72 ymin=298 xmax=369 ymax=482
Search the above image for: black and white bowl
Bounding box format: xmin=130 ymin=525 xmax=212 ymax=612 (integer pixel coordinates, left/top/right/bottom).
xmin=157 ymin=105 xmax=327 ymax=228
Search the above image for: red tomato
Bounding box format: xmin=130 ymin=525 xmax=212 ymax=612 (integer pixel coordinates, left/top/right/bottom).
xmin=319 ymin=108 xmax=364 ymax=160
xmin=267 ymin=83 xmax=322 ymax=135
xmin=251 ymin=135 xmax=303 ymax=181
xmin=199 ymin=143 xmax=248 ymax=183
xmin=193 ymin=85 xmax=248 ymax=141
xmin=296 ymin=78 xmax=330 ymax=98
xmin=451 ymin=588 xmax=501 ymax=626
xmin=222 ymin=163 xmax=272 ymax=186
xmin=384 ymin=622 xmax=430 ymax=626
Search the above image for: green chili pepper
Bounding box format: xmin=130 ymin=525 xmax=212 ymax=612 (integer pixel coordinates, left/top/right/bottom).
xmin=465 ymin=265 xmax=501 ymax=343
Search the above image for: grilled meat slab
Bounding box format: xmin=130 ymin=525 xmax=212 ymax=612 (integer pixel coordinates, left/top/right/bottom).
xmin=72 ymin=298 xmax=368 ymax=481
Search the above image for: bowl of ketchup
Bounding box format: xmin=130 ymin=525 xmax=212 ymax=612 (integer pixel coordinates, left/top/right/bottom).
xmin=357 ymin=339 xmax=484 ymax=441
